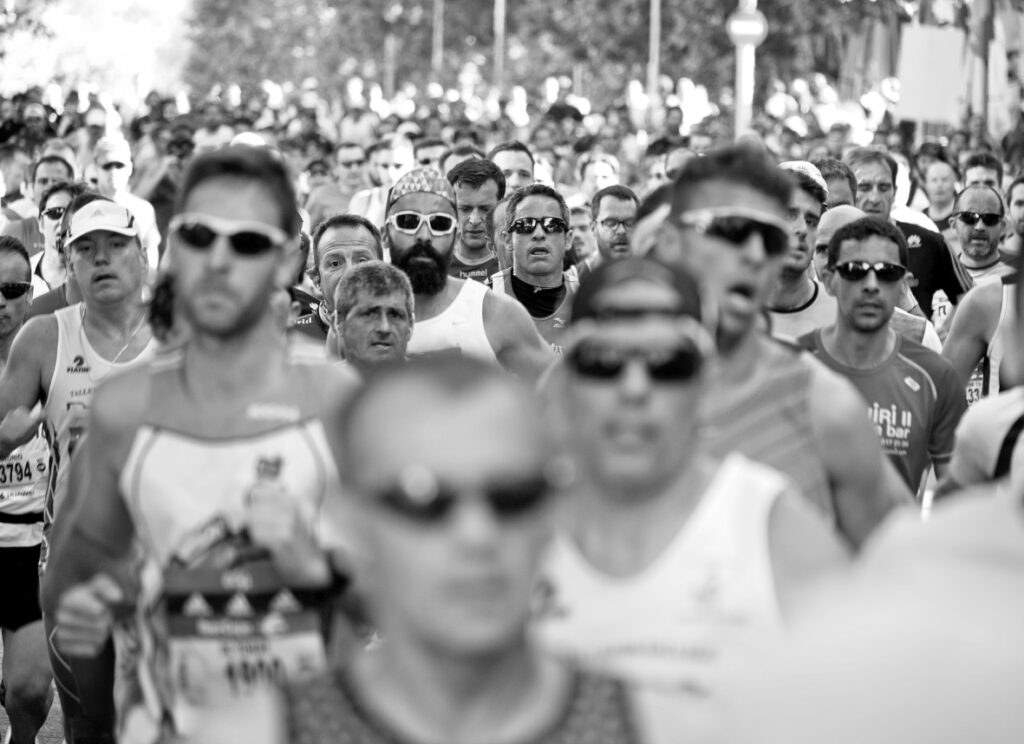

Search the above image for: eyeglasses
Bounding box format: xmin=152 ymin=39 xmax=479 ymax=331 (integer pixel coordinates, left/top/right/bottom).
xmin=307 ymin=169 xmax=329 ymax=178
xmin=388 ymin=211 xmax=457 ymax=235
xmin=41 ymin=206 xmax=65 ymax=221
xmin=598 ymin=218 xmax=636 ymax=232
xmin=509 ymin=217 xmax=569 ymax=235
xmin=337 ymin=159 xmax=365 ymax=169
xmin=956 ymin=211 xmax=1002 ymax=227
xmin=100 ymin=162 xmax=127 ymax=171
xmin=169 ymin=213 xmax=289 ymax=256
xmin=567 ymin=341 xmax=703 ymax=383
xmin=832 ymin=261 xmax=907 ymax=283
xmin=0 ymin=282 xmax=31 ymax=300
xmin=369 ymin=465 xmax=553 ymax=524
xmin=674 ymin=208 xmax=790 ymax=256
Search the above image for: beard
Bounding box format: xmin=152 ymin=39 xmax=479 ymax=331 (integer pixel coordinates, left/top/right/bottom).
xmin=393 ymin=240 xmax=450 ymax=295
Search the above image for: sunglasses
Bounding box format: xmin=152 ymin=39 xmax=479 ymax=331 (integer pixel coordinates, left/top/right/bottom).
xmin=674 ymin=208 xmax=790 ymax=256
xmin=832 ymin=261 xmax=907 ymax=283
xmin=41 ymin=206 xmax=65 ymax=221
xmin=956 ymin=211 xmax=1002 ymax=227
xmin=371 ymin=466 xmax=552 ymax=524
xmin=100 ymin=162 xmax=127 ymax=171
xmin=567 ymin=341 xmax=703 ymax=383
xmin=0 ymin=282 xmax=31 ymax=300
xmin=509 ymin=216 xmax=569 ymax=235
xmin=388 ymin=211 xmax=457 ymax=235
xmin=598 ymin=218 xmax=636 ymax=232
xmin=169 ymin=213 xmax=289 ymax=256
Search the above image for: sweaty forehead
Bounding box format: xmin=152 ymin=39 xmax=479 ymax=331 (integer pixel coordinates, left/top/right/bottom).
xmin=321 ymin=225 xmax=378 ymax=251
xmin=837 ymin=235 xmax=902 ymax=264
xmin=852 ymin=160 xmax=892 ymax=184
xmin=516 ymin=195 xmax=561 ymax=217
xmin=390 ymin=191 xmax=455 ymax=216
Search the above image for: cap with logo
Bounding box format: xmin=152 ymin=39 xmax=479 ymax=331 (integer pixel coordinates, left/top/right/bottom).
xmin=571 ymin=256 xmax=705 ymax=324
xmin=386 ymin=166 xmax=456 ymax=213
xmin=65 ymin=201 xmax=138 ymax=246
xmin=94 ymin=137 xmax=133 ymax=168
xmin=780 ymin=160 xmax=829 ymax=199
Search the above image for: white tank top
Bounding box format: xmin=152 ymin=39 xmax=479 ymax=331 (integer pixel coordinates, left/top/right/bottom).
xmin=40 ymin=304 xmax=158 ymax=559
xmin=116 ymin=350 xmax=346 ymax=743
xmin=406 ymin=279 xmax=498 ymax=364
xmin=0 ymin=427 xmax=49 ymax=547
xmin=532 ymin=454 xmax=785 ymax=714
xmin=966 ymin=280 xmax=1012 ymax=404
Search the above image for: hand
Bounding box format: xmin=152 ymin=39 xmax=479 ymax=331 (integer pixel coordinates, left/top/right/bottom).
xmin=246 ymin=485 xmax=329 ymax=587
xmin=0 ymin=406 xmax=42 ymax=455
xmin=54 ymin=574 xmax=124 ymax=657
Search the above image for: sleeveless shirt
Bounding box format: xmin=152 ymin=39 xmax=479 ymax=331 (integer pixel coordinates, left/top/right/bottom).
xmin=491 ymin=268 xmax=576 ymax=355
xmin=532 ymin=454 xmax=786 ymax=738
xmin=0 ymin=426 xmax=49 ymax=547
xmin=966 ymin=277 xmax=1013 ymax=404
xmin=116 ymin=348 xmax=346 ymax=744
xmin=700 ymin=337 xmax=834 ymax=521
xmin=406 ymin=279 xmax=498 ymax=364
xmin=39 ymin=303 xmax=158 ymax=567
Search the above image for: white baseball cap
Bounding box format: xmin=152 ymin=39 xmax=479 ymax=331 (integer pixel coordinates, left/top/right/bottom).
xmin=65 ymin=201 xmax=138 ymax=246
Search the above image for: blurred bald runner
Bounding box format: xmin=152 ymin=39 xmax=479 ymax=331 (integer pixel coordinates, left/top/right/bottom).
xmin=385 ymin=167 xmax=554 ymax=379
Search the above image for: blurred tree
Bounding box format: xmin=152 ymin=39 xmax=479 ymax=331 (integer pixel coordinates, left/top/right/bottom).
xmin=0 ymin=0 xmax=57 ymax=60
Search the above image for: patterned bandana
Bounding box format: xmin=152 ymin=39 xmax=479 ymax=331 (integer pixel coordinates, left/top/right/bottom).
xmin=386 ymin=167 xmax=457 ymax=213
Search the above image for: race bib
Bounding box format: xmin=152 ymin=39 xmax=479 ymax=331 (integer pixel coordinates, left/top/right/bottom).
xmin=162 ymin=560 xmax=329 ymax=705
xmin=965 ymin=357 xmax=990 ymax=406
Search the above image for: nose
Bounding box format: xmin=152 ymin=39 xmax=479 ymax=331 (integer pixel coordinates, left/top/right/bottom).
xmin=737 ymin=230 xmax=768 ymax=265
xmin=450 ymin=495 xmax=502 ymax=553
xmin=376 ymin=310 xmax=392 ymax=332
xmin=415 ymin=218 xmax=433 ymax=241
xmin=618 ymin=357 xmax=652 ymax=403
xmin=207 ymin=233 xmax=233 ymax=269
xmin=862 ymin=270 xmax=880 ymax=292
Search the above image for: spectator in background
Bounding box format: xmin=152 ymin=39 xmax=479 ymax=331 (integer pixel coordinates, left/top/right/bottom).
xmin=488 ymin=140 xmax=535 ymax=192
xmin=1 ymin=154 xmax=74 ymax=256
xmin=93 ymin=137 xmax=161 ymax=271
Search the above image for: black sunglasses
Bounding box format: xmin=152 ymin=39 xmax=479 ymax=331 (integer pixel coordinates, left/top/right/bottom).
xmin=372 ymin=468 xmax=552 ymax=524
xmin=956 ymin=211 xmax=1002 ymax=227
xmin=169 ymin=214 xmax=288 ymax=256
xmin=509 ymin=217 xmax=569 ymax=235
xmin=0 ymin=282 xmax=31 ymax=300
xmin=567 ymin=342 xmax=703 ymax=383
xmin=676 ymin=212 xmax=790 ymax=256
xmin=832 ymin=261 xmax=907 ymax=283
xmin=41 ymin=206 xmax=65 ymax=221
xmin=100 ymin=162 xmax=127 ymax=171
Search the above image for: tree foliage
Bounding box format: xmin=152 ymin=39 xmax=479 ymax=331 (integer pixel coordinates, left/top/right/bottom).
xmin=0 ymin=0 xmax=58 ymax=60
xmin=182 ymin=0 xmax=909 ymax=104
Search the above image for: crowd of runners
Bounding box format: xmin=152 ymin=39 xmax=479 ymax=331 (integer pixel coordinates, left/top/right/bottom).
xmin=0 ymin=83 xmax=1018 ymax=744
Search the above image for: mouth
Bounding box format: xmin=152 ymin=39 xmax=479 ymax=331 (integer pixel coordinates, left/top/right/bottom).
xmin=528 ymin=246 xmax=551 ymax=257
xmin=605 ymin=420 xmax=658 ymax=450
xmin=92 ymin=272 xmax=117 ymax=283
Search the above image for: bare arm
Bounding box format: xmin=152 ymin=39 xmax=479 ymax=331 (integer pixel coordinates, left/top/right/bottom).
xmin=941 ymin=282 xmax=1000 ymax=388
xmin=769 ymin=489 xmax=851 ymax=621
xmin=808 ymin=363 xmax=905 ymax=550
xmin=0 ymin=316 xmax=57 ymax=456
xmin=482 ymin=290 xmax=556 ymax=382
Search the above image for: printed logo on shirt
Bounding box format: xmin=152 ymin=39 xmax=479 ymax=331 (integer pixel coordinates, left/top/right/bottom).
xmin=907 ymin=235 xmax=922 ymax=248
xmin=66 ymin=355 xmax=89 ymax=374
xmin=903 ymin=377 xmax=921 ymax=392
xmin=868 ymin=402 xmax=913 ymax=456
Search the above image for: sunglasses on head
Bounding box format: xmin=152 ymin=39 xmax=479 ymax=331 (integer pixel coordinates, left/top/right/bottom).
xmin=0 ymin=282 xmax=31 ymax=300
xmin=832 ymin=261 xmax=907 ymax=283
xmin=567 ymin=341 xmax=703 ymax=383
xmin=169 ymin=213 xmax=289 ymax=256
xmin=509 ymin=216 xmax=569 ymax=235
xmin=41 ymin=206 xmax=65 ymax=221
xmin=674 ymin=208 xmax=791 ymax=256
xmin=388 ymin=211 xmax=457 ymax=235
xmin=956 ymin=211 xmax=1002 ymax=227
xmin=370 ymin=465 xmax=553 ymax=524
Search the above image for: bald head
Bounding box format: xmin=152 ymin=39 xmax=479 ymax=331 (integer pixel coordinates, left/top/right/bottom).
xmin=813 ymin=205 xmax=866 ymax=280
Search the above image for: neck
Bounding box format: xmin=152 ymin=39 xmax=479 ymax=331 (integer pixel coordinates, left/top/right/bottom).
xmin=714 ymin=328 xmax=763 ymax=385
xmin=958 ymin=249 xmax=1000 ymax=270
xmin=184 ymin=314 xmax=287 ymax=398
xmin=928 ymin=197 xmax=954 ymax=217
xmin=0 ymin=330 xmax=16 ymax=368
xmin=512 ymin=265 xmax=562 ymax=289
xmin=83 ymin=293 xmax=147 ymax=337
xmin=356 ymin=633 xmax=543 ymax=741
xmin=456 ymin=239 xmax=491 ymax=262
xmin=820 ymin=322 xmax=896 ymax=369
xmin=768 ymin=269 xmax=816 ymax=311
xmin=571 ymin=452 xmax=712 ymax=575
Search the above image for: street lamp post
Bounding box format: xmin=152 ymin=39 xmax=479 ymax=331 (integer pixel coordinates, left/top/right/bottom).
xmin=727 ymin=0 xmax=768 ymax=137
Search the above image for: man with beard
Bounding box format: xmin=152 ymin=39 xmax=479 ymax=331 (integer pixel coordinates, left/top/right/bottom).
xmin=490 ymin=184 xmax=578 ymax=354
xmin=446 ymin=159 xmax=504 ymax=283
xmin=387 ymin=168 xmax=554 ymax=379
xmin=767 ymin=162 xmax=829 ymax=341
xmin=578 ymin=185 xmax=638 ymax=279
xmin=799 ymin=217 xmax=966 ymax=493
xmin=950 ymin=184 xmax=1013 ymax=284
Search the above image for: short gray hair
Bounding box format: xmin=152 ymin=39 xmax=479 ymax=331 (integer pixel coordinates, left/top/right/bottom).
xmin=333 ymin=260 xmax=414 ymax=321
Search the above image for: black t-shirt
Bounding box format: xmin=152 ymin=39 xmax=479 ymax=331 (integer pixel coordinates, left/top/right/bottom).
xmin=895 ymin=221 xmax=971 ymax=319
